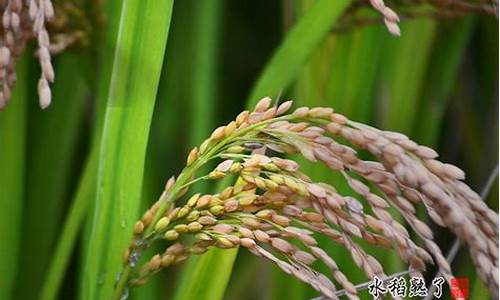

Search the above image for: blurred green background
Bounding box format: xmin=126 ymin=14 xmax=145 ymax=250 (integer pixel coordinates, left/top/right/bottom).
xmin=0 ymin=0 xmax=497 ymax=299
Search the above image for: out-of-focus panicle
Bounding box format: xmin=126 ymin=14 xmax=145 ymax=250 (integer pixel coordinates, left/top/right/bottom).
xmin=369 ymin=0 xmax=401 ymax=36
xmin=30 ymin=0 xmax=54 ymax=109
xmin=0 ymin=0 xmax=54 ymax=110
xmin=117 ymin=98 xmax=499 ymax=300
xmin=340 ymin=0 xmax=498 ymax=36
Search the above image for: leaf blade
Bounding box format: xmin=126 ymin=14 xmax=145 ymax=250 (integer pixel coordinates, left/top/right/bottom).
xmin=172 ymin=248 xmax=239 ymax=300
xmin=247 ymin=0 xmax=350 ymax=105
xmin=82 ymin=1 xmax=174 ymax=299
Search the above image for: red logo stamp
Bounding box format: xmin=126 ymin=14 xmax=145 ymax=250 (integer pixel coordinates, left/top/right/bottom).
xmin=451 ymin=278 xmax=469 ymax=299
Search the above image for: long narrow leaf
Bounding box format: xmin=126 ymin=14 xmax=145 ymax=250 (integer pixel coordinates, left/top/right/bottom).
xmin=247 ymin=0 xmax=350 ymax=105
xmin=190 ymin=0 xmax=221 ymax=147
xmin=79 ymin=0 xmax=127 ymax=296
xmin=83 ymin=1 xmax=174 ymax=299
xmin=172 ymin=249 xmax=238 ymax=300
xmin=325 ymin=18 xmax=385 ymax=122
xmin=377 ymin=19 xmax=437 ymax=135
xmin=40 ymin=3 xmax=124 ymax=296
xmin=189 ymin=0 xmax=222 ymax=194
xmin=415 ymin=18 xmax=474 ymax=146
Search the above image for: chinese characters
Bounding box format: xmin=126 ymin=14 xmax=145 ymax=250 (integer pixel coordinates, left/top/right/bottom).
xmin=368 ymin=276 xmax=447 ymax=299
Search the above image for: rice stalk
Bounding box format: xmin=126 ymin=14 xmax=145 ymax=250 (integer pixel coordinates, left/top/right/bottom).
xmin=116 ymin=98 xmax=499 ymax=300
xmin=325 ymin=15 xmax=385 ymax=122
xmin=172 ymin=248 xmax=238 ymax=300
xmin=190 ymin=0 xmax=221 ymax=147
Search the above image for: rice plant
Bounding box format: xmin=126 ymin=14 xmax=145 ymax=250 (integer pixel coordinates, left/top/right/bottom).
xmin=0 ymin=0 xmax=497 ymax=300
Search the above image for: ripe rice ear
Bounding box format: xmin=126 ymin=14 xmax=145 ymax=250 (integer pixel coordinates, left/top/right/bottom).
xmin=116 ymin=99 xmax=499 ymax=300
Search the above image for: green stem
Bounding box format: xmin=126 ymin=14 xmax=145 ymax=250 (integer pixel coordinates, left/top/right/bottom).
xmin=112 ymin=267 xmax=133 ymax=300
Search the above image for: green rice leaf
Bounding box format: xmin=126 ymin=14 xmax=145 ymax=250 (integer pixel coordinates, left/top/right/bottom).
xmin=189 ymin=0 xmax=222 ymax=194
xmin=39 ymin=1 xmax=125 ymax=297
xmin=247 ymin=0 xmax=350 ymax=105
xmin=82 ymin=1 xmax=174 ymax=299
xmin=172 ymin=248 xmax=238 ymax=300
xmin=415 ymin=18 xmax=474 ymax=146
xmin=378 ymin=19 xmax=437 ymax=135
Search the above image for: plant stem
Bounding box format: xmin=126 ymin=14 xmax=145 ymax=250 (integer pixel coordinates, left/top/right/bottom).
xmin=112 ymin=267 xmax=133 ymax=300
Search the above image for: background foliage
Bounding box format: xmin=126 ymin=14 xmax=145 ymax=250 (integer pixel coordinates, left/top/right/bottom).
xmin=0 ymin=0 xmax=497 ymax=299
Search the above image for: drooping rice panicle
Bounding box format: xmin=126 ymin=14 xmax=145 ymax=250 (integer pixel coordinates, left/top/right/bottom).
xmin=113 ymin=98 xmax=499 ymax=300
xmin=0 ymin=0 xmax=54 ymax=109
xmin=368 ymin=0 xmax=401 ymax=36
